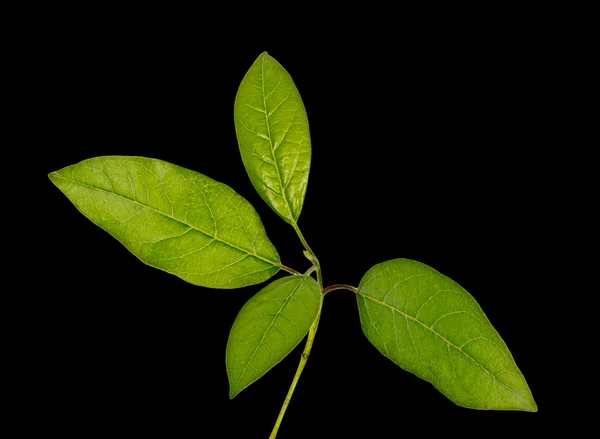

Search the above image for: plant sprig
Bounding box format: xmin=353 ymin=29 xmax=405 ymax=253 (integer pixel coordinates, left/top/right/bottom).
xmin=49 ymin=52 xmax=537 ymax=438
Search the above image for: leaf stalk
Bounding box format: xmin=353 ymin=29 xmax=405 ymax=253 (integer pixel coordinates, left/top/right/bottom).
xmin=279 ymin=264 xmax=302 ymax=275
xmin=292 ymin=222 xmax=322 ymax=287
xmin=322 ymin=284 xmax=359 ymax=295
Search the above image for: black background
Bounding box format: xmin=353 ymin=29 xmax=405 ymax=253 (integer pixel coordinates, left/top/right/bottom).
xmin=30 ymin=8 xmax=569 ymax=438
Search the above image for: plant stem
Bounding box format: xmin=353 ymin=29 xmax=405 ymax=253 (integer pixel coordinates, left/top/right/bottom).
xmin=322 ymin=284 xmax=359 ymax=295
xmin=291 ymin=222 xmax=322 ymax=287
xmin=269 ymin=220 xmax=323 ymax=438
xmin=304 ymin=265 xmax=318 ymax=277
xmin=315 ymin=265 xmax=323 ymax=287
xmin=269 ymin=311 xmax=321 ymax=439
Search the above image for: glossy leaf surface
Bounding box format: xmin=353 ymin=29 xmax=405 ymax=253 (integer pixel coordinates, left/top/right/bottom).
xmin=234 ymin=52 xmax=311 ymax=224
xmin=357 ymin=259 xmax=537 ymax=411
xmin=49 ymin=156 xmax=281 ymax=289
xmin=227 ymin=275 xmax=322 ymax=398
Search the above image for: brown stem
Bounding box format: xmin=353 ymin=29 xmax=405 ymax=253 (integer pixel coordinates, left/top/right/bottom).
xmin=322 ymin=284 xmax=359 ymax=295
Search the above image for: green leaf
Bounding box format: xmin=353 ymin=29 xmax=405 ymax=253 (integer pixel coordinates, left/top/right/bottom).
xmin=49 ymin=156 xmax=282 ymax=289
xmin=226 ymin=275 xmax=322 ymax=398
xmin=356 ymin=258 xmax=537 ymax=411
xmin=234 ymin=52 xmax=311 ymax=224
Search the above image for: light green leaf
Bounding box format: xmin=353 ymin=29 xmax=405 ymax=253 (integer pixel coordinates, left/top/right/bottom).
xmin=226 ymin=275 xmax=322 ymax=398
xmin=356 ymin=258 xmax=537 ymax=411
xmin=49 ymin=156 xmax=282 ymax=289
xmin=234 ymin=52 xmax=311 ymax=224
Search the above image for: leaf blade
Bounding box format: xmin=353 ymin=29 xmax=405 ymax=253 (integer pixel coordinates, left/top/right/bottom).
xmin=49 ymin=156 xmax=281 ymax=289
xmin=226 ymin=275 xmax=322 ymax=398
xmin=357 ymin=258 xmax=537 ymax=411
xmin=234 ymin=52 xmax=311 ymax=224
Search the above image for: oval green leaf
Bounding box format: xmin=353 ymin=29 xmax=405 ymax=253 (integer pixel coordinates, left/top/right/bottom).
xmin=49 ymin=156 xmax=282 ymax=289
xmin=226 ymin=275 xmax=322 ymax=398
xmin=234 ymin=52 xmax=311 ymax=224
xmin=357 ymin=258 xmax=537 ymax=411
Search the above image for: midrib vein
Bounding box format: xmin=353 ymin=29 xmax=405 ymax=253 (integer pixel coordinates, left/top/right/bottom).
xmin=358 ymin=292 xmax=534 ymax=409
xmin=260 ymin=56 xmax=295 ymax=223
xmin=51 ymin=174 xmax=280 ymax=267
